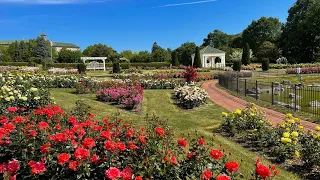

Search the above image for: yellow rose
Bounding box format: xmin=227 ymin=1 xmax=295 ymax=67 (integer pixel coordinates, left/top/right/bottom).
xmin=250 ymin=113 xmax=255 ymax=117
xmin=298 ymin=126 xmax=304 ymax=130
xmin=291 ymin=131 xmax=299 ymax=138
xmin=34 ymin=96 xmax=40 ymax=100
xmin=287 ymin=119 xmax=295 ymax=124
xmin=281 ymin=137 xmax=292 ymax=144
xmin=316 ymin=126 xmax=320 ymax=132
xmin=234 ymin=109 xmax=241 ymax=115
xmin=294 ymin=151 xmax=300 ymax=158
xmin=30 ymin=87 xmax=38 ymax=92
xmin=286 ymin=113 xmax=293 ymax=119
xmin=283 ymin=132 xmax=290 ymax=138
xmin=221 ymin=112 xmax=228 ymax=117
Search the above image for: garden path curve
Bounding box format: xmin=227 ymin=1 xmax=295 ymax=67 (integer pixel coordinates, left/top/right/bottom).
xmin=202 ymin=81 xmax=318 ymax=131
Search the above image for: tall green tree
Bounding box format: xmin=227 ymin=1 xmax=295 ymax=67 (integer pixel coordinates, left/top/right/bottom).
xmin=19 ymin=41 xmax=31 ymax=61
xmin=83 ymin=44 xmax=117 ymax=58
xmin=0 ymin=46 xmax=12 ymax=62
xmin=57 ymin=48 xmax=82 ymax=63
xmin=243 ymin=17 xmax=281 ymax=54
xmin=152 ymin=48 xmax=171 ymax=62
xmin=242 ymin=43 xmax=251 ymax=65
xmin=256 ymin=41 xmax=280 ymax=63
xmin=193 ymin=46 xmax=202 ymax=68
xmin=280 ymin=0 xmax=320 ymax=63
xmin=171 ymin=51 xmax=179 ymax=66
xmin=175 ymin=42 xmax=197 ymax=66
xmin=152 ymin=42 xmax=160 ymax=53
xmin=120 ymin=50 xmax=133 ymax=60
xmin=35 ymin=36 xmax=50 ymax=59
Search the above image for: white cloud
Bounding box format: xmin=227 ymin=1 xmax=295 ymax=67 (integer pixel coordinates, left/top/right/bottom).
xmin=157 ymin=0 xmax=217 ymax=8
xmin=0 ymin=0 xmax=109 ymax=4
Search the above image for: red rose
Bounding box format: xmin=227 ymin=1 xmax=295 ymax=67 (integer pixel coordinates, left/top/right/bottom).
xmin=30 ymin=162 xmax=46 ymax=174
xmin=9 ymin=175 xmax=16 ymax=180
xmin=40 ymin=143 xmax=51 ymax=154
xmin=198 ymin=138 xmax=205 ymax=145
xmin=126 ymin=128 xmax=134 ymax=138
xmin=171 ymin=156 xmax=178 ymax=165
xmin=202 ymin=170 xmax=212 ymax=179
xmin=256 ymin=164 xmax=271 ymax=179
xmin=121 ymin=167 xmax=133 ymax=180
xmin=57 ymin=153 xmax=71 ymax=165
xmin=7 ymin=107 xmax=18 ymax=113
xmin=177 ymin=138 xmax=188 ymax=147
xmin=69 ymin=161 xmax=77 ymax=171
xmin=127 ymin=141 xmax=139 ymax=150
xmin=225 ymin=161 xmax=239 ymax=172
xmin=38 ymin=121 xmax=50 ymax=130
xmin=4 ymin=123 xmax=15 ymax=133
xmin=105 ymin=167 xmax=121 ymax=180
xmin=135 ymin=176 xmax=143 ymax=180
xmin=55 ymin=124 xmax=61 ymax=130
xmin=28 ymin=130 xmax=37 ymax=137
xmin=216 ymin=174 xmax=231 ymax=180
xmin=187 ymin=152 xmax=196 ymax=159
xmin=155 ymin=127 xmax=165 ymax=136
xmin=117 ymin=142 xmax=126 ymax=151
xmin=53 ymin=133 xmax=68 ymax=143
xmin=210 ymin=149 xmax=223 ymax=160
xmin=0 ymin=163 xmax=6 ymax=173
xmin=68 ymin=116 xmax=77 ymax=125
xmin=7 ymin=159 xmax=20 ymax=175
xmin=104 ymin=140 xmax=117 ymax=151
xmin=90 ymin=154 xmax=99 ymax=163
xmin=74 ymin=147 xmax=90 ymax=160
xmin=100 ymin=130 xmax=112 ymax=140
xmin=82 ymin=138 xmax=96 ymax=149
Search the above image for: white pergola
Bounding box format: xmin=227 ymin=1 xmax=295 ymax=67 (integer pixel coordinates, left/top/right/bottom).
xmin=81 ymin=57 xmax=107 ymax=71
xmin=192 ymin=46 xmax=226 ymax=68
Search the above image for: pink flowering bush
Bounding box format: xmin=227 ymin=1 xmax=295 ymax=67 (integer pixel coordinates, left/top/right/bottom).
xmin=96 ymin=82 xmax=144 ymax=110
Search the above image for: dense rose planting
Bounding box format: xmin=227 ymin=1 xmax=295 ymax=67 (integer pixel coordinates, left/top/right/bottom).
xmin=221 ymin=103 xmax=320 ymax=172
xmin=174 ymin=85 xmax=208 ymax=109
xmin=96 ymin=82 xmax=144 ymax=110
xmin=0 ymin=105 xmax=279 ymax=179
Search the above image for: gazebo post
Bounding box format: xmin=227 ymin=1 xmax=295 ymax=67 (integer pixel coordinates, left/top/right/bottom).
xmin=103 ymin=59 xmax=106 ymax=71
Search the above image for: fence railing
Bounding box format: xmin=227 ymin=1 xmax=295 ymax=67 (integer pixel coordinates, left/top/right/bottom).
xmin=218 ymin=76 xmax=320 ymax=117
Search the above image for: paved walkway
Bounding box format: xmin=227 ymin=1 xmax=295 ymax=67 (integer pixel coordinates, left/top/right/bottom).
xmin=202 ymin=81 xmax=318 ymax=131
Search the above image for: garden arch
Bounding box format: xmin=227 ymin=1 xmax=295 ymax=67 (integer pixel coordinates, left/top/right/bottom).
xmin=81 ymin=57 xmax=107 ymax=71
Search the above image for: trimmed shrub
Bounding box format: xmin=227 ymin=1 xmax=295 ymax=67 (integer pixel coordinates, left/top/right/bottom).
xmin=113 ymin=60 xmax=120 ymax=73
xmin=121 ymin=63 xmax=130 ymax=69
xmin=0 ymin=62 xmax=29 ymax=66
xmin=46 ymin=63 xmax=78 ymax=69
xmin=233 ymin=61 xmax=241 ymax=71
xmin=262 ymin=58 xmax=270 ymax=71
xmin=193 ymin=46 xmax=202 ymax=68
xmin=77 ymin=63 xmax=86 ymax=74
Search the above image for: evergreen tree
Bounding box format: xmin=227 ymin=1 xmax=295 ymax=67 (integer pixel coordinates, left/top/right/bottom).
xmin=193 ymin=46 xmax=202 ymax=68
xmin=19 ymin=41 xmax=30 ymax=61
xmin=152 ymin=42 xmax=160 ymax=53
xmin=35 ymin=36 xmax=50 ymax=59
xmin=14 ymin=41 xmax=20 ymax=62
xmin=242 ymin=43 xmax=250 ymax=65
xmin=172 ymin=52 xmax=179 ymax=66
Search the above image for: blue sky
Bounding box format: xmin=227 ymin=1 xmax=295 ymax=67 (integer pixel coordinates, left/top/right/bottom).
xmin=0 ymin=0 xmax=295 ymax=52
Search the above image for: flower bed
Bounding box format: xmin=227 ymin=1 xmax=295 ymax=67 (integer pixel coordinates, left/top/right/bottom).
xmin=174 ymin=85 xmax=208 ymax=109
xmin=0 ymin=75 xmax=52 ymax=114
xmin=47 ymin=68 xmax=78 ymax=74
xmin=286 ymin=66 xmax=320 ymax=74
xmin=96 ymin=82 xmax=144 ymax=110
xmin=221 ymin=103 xmax=320 ymax=174
xmin=0 ymin=104 xmax=279 ymax=179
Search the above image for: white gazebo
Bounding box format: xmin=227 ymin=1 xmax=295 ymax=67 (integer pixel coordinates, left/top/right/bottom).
xmin=191 ymin=45 xmax=226 ymax=68
xmin=81 ymin=57 xmax=107 ymax=71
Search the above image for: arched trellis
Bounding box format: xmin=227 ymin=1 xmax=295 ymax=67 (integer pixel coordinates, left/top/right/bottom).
xmin=81 ymin=57 xmax=107 ymax=71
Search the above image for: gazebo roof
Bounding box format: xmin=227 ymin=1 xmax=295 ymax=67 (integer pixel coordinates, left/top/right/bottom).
xmin=200 ymin=45 xmax=225 ymax=54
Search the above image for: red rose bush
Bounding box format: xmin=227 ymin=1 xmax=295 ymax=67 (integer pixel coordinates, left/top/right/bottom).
xmin=0 ymin=104 xmax=279 ymax=179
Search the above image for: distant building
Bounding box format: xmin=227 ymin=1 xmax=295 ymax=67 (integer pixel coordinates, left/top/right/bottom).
xmin=0 ymin=33 xmax=80 ymax=52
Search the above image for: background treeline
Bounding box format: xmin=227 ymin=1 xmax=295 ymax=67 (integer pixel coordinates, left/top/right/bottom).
xmin=0 ymin=0 xmax=319 ymax=65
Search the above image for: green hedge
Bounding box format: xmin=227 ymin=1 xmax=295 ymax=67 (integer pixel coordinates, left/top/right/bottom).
xmin=46 ymin=63 xmax=78 ymax=69
xmin=0 ymin=62 xmax=29 ymax=66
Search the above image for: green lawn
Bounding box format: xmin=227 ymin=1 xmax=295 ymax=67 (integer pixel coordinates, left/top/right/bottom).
xmin=50 ymin=88 xmax=300 ymax=180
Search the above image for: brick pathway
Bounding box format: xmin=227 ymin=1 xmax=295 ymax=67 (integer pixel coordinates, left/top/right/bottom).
xmin=202 ymin=81 xmax=318 ymax=131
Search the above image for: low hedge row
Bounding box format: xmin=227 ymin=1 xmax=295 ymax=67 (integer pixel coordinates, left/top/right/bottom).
xmin=0 ymin=62 xmax=29 ymax=66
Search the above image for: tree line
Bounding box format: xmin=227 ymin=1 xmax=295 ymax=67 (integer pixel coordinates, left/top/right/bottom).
xmin=0 ymin=0 xmax=318 ymax=65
